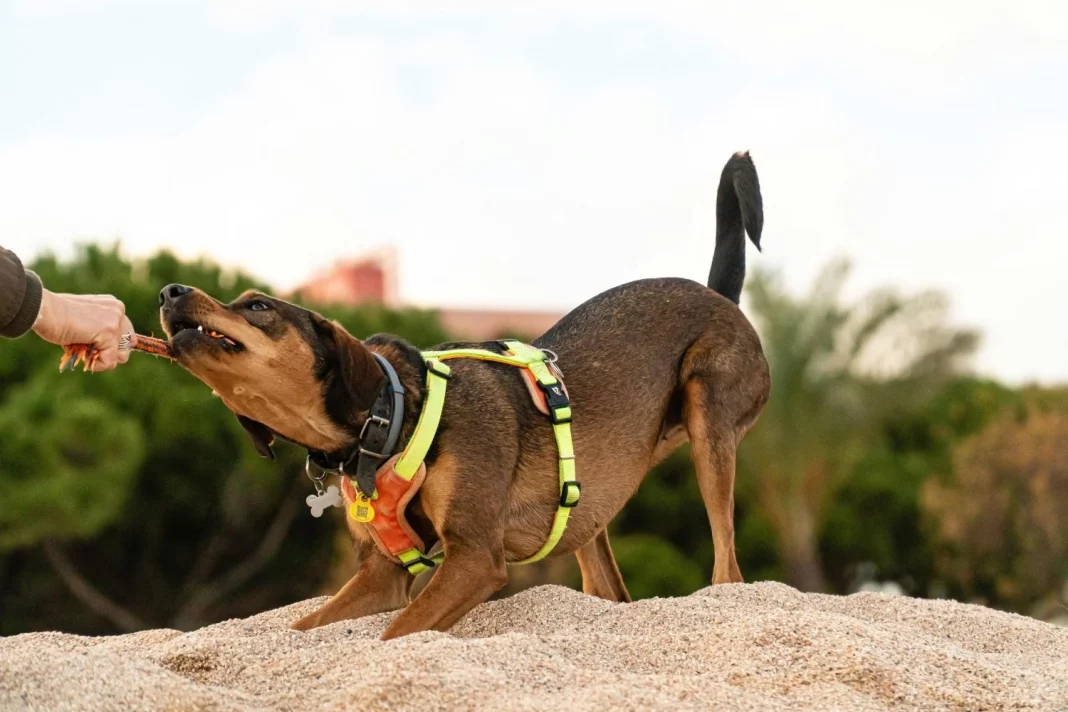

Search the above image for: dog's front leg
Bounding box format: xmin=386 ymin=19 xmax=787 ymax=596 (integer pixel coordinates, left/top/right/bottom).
xmin=379 ymin=543 xmax=506 ymax=640
xmin=291 ymin=548 xmax=413 ymax=631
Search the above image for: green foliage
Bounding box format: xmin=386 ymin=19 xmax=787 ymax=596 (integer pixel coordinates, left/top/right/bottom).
xmin=819 ymin=377 xmax=1021 ymax=595
xmin=0 ymin=377 xmax=144 ymax=550
xmin=923 ymin=406 xmax=1068 ymax=615
xmin=611 ymin=534 xmax=705 ymax=599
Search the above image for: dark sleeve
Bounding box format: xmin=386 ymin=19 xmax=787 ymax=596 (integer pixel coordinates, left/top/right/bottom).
xmin=0 ymin=245 xmax=44 ymax=338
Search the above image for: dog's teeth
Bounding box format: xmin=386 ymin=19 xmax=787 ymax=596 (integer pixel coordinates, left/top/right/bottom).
xmin=197 ymin=325 xmax=204 ymax=332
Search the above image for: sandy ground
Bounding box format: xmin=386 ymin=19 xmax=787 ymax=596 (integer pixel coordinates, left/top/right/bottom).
xmin=2 ymin=582 xmax=1066 ymax=711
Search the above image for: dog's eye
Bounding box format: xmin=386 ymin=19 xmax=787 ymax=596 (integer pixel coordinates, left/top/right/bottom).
xmin=248 ymin=301 xmax=270 ymax=312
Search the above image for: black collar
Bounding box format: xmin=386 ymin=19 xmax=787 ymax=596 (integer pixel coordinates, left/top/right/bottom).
xmin=307 ymin=352 xmax=405 ymax=497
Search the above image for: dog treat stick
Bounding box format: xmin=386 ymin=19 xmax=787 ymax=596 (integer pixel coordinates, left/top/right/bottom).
xmin=59 ymin=335 xmax=175 ymax=373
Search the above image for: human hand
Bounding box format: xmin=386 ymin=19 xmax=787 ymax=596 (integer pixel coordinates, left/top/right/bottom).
xmin=32 ymin=291 xmax=137 ymax=372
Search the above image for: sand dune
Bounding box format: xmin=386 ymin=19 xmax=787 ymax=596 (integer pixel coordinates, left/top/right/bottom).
xmin=2 ymin=582 xmax=1066 ymax=711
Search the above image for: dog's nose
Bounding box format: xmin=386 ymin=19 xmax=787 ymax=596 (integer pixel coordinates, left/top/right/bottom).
xmin=159 ymin=283 xmax=193 ymax=307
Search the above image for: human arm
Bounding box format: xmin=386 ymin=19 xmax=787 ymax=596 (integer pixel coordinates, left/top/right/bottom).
xmin=0 ymin=245 xmax=135 ymax=371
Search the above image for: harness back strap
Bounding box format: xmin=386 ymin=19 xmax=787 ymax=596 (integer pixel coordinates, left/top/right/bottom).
xmin=495 ymin=341 xmax=579 ymax=565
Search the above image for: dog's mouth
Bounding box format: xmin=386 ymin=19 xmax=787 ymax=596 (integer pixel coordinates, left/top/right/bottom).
xmin=169 ymin=319 xmax=245 ymax=353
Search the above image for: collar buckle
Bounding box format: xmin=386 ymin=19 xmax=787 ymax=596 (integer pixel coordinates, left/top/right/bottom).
xmin=359 ymin=413 xmax=390 ymax=440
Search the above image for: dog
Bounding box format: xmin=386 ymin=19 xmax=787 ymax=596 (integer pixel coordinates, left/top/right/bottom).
xmin=158 ymin=151 xmax=768 ymax=640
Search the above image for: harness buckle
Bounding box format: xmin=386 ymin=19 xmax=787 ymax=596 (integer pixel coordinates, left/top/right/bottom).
xmin=400 ymin=553 xmax=438 ymax=573
xmin=559 ymin=480 xmax=581 ymax=508
xmin=540 ymin=382 xmax=569 ymax=408
xmin=537 ymin=380 xmax=571 ymax=424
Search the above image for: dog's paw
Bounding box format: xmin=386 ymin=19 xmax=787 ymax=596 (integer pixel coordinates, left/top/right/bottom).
xmin=289 ymin=615 xmax=317 ymax=631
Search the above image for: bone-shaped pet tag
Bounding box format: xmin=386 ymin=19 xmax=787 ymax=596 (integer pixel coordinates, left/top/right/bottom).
xmin=306 ymin=485 xmax=343 ymax=518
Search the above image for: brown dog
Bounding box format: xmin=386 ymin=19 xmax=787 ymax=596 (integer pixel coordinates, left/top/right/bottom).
xmin=158 ymin=151 xmax=768 ymax=640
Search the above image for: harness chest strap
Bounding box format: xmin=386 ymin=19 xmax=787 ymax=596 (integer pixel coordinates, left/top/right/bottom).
xmin=350 ymin=341 xmax=580 ymax=576
xmin=340 ymin=358 xmax=451 ymax=573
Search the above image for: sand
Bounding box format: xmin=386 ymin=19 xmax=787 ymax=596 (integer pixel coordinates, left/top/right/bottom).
xmin=2 ymin=582 xmax=1066 ymax=711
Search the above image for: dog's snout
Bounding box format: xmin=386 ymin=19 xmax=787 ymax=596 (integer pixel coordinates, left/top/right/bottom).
xmin=160 ymin=283 xmax=193 ymax=307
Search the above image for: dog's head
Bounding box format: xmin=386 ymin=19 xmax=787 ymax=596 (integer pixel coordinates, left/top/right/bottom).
xmin=158 ymin=283 xmax=385 ymax=459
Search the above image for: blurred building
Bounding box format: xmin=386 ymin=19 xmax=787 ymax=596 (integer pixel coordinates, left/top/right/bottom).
xmin=295 ymin=249 xmax=400 ymax=307
xmin=292 ymin=250 xmax=563 ymax=341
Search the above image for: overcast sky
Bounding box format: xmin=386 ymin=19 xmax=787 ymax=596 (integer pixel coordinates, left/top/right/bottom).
xmin=2 ymin=1 xmax=1066 ymax=384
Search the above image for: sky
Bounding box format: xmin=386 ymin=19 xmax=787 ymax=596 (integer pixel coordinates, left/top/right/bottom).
xmin=1 ymin=0 xmax=1066 ymax=384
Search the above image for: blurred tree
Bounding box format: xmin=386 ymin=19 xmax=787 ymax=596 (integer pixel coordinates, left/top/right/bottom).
xmin=0 ymin=377 xmax=144 ymax=551
xmin=735 ymin=259 xmax=978 ymax=592
xmin=820 ymin=377 xmax=1021 ymax=597
xmin=923 ymin=407 xmax=1068 ymax=616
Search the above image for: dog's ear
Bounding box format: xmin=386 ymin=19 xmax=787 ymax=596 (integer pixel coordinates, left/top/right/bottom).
xmin=236 ymin=414 xmax=276 ymax=460
xmin=310 ymin=314 xmax=385 ymax=415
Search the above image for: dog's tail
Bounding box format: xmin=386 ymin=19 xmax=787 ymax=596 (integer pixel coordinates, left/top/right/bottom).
xmin=707 ymin=151 xmax=763 ymax=304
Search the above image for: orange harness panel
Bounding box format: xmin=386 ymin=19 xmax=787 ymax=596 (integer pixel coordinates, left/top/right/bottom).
xmin=340 ymin=454 xmax=427 ymax=561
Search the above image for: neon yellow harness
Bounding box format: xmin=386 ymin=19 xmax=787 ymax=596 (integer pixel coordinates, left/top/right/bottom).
xmin=361 ymin=339 xmax=580 ymax=575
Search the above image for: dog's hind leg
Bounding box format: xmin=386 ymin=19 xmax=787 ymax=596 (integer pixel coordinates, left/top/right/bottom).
xmin=290 ymin=544 xmax=413 ymax=631
xmin=575 ymin=529 xmax=632 ymax=602
xmin=679 ymin=313 xmax=770 ymax=586
xmin=683 ymin=378 xmax=747 ymax=585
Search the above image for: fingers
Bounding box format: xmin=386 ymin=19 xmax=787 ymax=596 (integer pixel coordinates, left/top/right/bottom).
xmin=88 ymin=299 xmax=128 ymax=372
xmin=93 ymin=345 xmax=120 ymax=372
xmin=116 ymin=316 xmax=135 ymax=365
